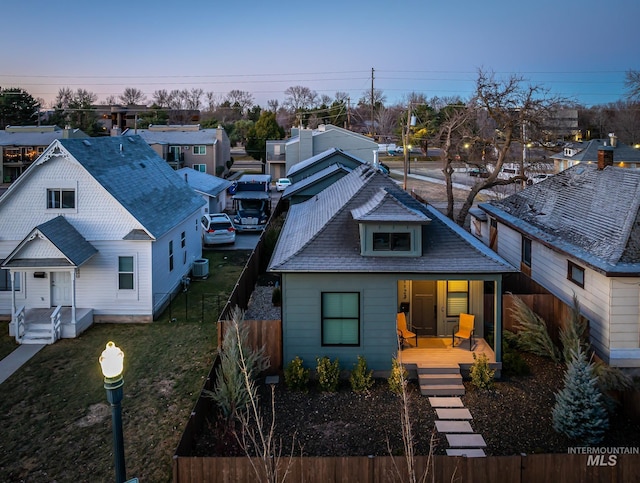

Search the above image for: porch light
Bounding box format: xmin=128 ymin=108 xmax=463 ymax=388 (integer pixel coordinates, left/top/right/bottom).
xmin=99 ymin=341 xmax=127 ymax=483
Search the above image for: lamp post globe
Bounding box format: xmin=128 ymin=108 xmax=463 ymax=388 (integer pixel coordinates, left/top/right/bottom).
xmin=99 ymin=341 xmax=126 ymax=483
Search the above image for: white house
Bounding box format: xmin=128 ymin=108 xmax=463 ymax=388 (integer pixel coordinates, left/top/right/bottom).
xmin=474 ymin=151 xmax=640 ymax=368
xmin=176 ymin=167 xmax=232 ymax=214
xmin=0 ymin=136 xmax=205 ymax=344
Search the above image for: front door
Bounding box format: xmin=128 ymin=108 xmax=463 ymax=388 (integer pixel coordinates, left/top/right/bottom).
xmin=411 ymin=281 xmax=437 ymax=336
xmin=51 ymin=272 xmax=72 ymax=306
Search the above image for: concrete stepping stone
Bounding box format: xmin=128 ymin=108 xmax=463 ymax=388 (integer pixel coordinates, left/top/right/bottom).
xmin=435 ymin=408 xmax=472 ymax=420
xmin=435 ymin=420 xmax=473 ymax=433
xmin=428 ymin=397 xmax=464 ymax=408
xmin=446 ymin=433 xmax=486 ymax=448
xmin=446 ymin=449 xmax=486 ymax=457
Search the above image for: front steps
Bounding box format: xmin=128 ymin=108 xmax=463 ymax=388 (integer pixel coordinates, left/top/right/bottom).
xmin=20 ymin=323 xmax=55 ymax=344
xmin=418 ymin=364 xmax=464 ymax=396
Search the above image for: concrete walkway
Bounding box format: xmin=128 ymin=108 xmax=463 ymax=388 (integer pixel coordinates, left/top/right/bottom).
xmin=0 ymin=344 xmax=45 ymax=385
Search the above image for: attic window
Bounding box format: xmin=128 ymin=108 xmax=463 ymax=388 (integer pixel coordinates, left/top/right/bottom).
xmin=373 ymin=232 xmax=411 ymax=251
xmin=567 ymin=261 xmax=585 ymax=288
xmin=47 ymin=189 xmax=75 ymax=209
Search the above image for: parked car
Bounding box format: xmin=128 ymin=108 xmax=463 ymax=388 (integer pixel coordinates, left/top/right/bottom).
xmin=468 ymin=166 xmax=489 ymax=178
xmin=526 ymin=173 xmax=552 ymax=185
xmin=275 ymin=178 xmax=292 ymax=192
xmin=201 ymin=213 xmax=236 ymax=246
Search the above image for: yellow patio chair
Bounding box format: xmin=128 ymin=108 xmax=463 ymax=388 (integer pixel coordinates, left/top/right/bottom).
xmin=397 ymin=312 xmax=417 ymax=348
xmin=452 ymin=313 xmax=475 ymax=350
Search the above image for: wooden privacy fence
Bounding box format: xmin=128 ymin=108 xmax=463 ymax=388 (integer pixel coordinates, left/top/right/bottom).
xmin=217 ymin=319 xmax=282 ymax=374
xmin=173 ymin=452 xmax=640 ymax=482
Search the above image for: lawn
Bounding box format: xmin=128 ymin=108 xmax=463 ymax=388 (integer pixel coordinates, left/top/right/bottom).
xmin=0 ymin=250 xmax=250 ymax=483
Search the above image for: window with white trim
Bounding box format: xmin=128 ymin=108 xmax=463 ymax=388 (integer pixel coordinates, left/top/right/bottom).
xmin=447 ymin=280 xmax=469 ymax=317
xmin=373 ymin=232 xmax=411 ymax=251
xmin=193 ymin=164 xmax=206 ymax=172
xmin=118 ymin=257 xmax=134 ymax=290
xmin=47 ymin=188 xmax=75 ymax=209
xmin=321 ymin=292 xmax=360 ymax=346
xmin=193 ymin=145 xmax=206 ymax=155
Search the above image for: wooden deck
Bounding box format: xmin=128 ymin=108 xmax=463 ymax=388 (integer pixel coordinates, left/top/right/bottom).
xmin=398 ymin=336 xmax=501 ymax=376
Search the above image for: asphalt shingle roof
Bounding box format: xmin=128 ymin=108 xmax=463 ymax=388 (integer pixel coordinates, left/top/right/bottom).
xmin=176 ymin=167 xmax=231 ymax=196
xmin=58 ymin=136 xmax=205 ymax=238
xmin=480 ymin=164 xmax=640 ymax=275
xmin=269 ymin=164 xmax=515 ymax=274
xmin=123 ymin=128 xmax=218 ymax=145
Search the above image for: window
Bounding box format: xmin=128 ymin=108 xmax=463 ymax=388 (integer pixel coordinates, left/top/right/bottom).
xmin=193 ymin=145 xmax=206 ymax=155
xmin=373 ymin=232 xmax=411 ymax=251
xmin=47 ymin=189 xmax=75 ymax=209
xmin=321 ymin=292 xmax=359 ymax=346
xmin=193 ymin=164 xmax=206 ymax=172
xmin=521 ymin=237 xmax=532 ymax=267
xmin=447 ymin=280 xmax=468 ymax=317
xmin=181 ymin=231 xmax=186 ymax=248
xmin=0 ymin=269 xmax=20 ymax=291
xmin=568 ymin=261 xmax=585 ymax=288
xmin=118 ymin=257 xmax=134 ymax=290
xmin=169 ymin=241 xmax=174 ymax=271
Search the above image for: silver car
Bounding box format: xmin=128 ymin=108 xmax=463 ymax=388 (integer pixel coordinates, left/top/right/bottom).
xmin=201 ymin=213 xmax=236 ymax=246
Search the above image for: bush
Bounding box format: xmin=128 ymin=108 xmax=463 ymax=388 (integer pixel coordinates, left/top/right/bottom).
xmin=510 ymin=296 xmax=561 ymax=362
xmin=388 ymin=357 xmax=408 ymax=395
xmin=216 ymin=165 xmax=225 ymax=176
xmin=316 ymin=356 xmax=340 ymax=392
xmin=502 ymin=351 xmax=530 ymax=377
xmin=349 ymin=356 xmax=374 ymax=393
xmin=552 ymin=346 xmax=609 ymax=445
xmin=271 ymin=286 xmax=281 ymax=306
xmin=470 ymin=352 xmax=495 ymax=390
xmin=284 ymin=356 xmax=309 ymax=392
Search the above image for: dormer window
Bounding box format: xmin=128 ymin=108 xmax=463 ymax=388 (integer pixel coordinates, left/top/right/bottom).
xmin=373 ymin=232 xmax=411 ymax=251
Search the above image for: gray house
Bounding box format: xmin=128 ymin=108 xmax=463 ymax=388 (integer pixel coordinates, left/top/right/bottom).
xmin=266 ymin=124 xmax=378 ymax=179
xmin=176 ymin=167 xmax=231 ymax=214
xmin=268 ymin=164 xmax=515 ymax=371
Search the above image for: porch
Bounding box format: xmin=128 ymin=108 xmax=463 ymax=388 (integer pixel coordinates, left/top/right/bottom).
xmin=398 ymin=336 xmax=501 ymax=390
xmin=10 ymin=307 xmax=94 ymax=344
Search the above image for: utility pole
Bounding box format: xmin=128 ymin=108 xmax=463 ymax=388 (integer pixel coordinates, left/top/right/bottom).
xmin=403 ymin=102 xmax=412 ymax=190
xmin=347 ymin=97 xmax=351 ymax=131
xmin=370 ymin=67 xmax=375 ymax=139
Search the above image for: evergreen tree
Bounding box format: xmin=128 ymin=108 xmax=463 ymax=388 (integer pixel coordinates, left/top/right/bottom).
xmin=0 ymin=88 xmax=39 ymax=129
xmin=552 ymin=347 xmax=609 ymax=445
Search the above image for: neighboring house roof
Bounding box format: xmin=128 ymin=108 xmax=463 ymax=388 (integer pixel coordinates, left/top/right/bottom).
xmin=269 ymin=164 xmax=516 ymax=274
xmin=123 ymin=128 xmax=218 ymax=145
xmin=0 ymin=136 xmax=205 ymax=240
xmin=550 ymin=138 xmax=640 ymax=164
xmin=479 ymin=164 xmax=640 ymax=276
xmin=281 ymin=163 xmax=353 ymax=198
xmin=286 ymin=148 xmax=363 ymax=178
xmin=0 ymin=125 xmax=87 ymax=146
xmin=176 ymin=167 xmax=231 ymax=197
xmin=2 ymin=216 xmax=97 ymax=268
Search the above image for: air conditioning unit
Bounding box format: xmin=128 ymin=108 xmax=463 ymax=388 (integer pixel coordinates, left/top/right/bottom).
xmin=191 ymin=258 xmax=209 ymax=279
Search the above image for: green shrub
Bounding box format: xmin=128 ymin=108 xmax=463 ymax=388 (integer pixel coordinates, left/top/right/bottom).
xmin=216 ymin=165 xmax=225 ymax=176
xmin=510 ymin=296 xmax=561 ymax=362
xmin=502 ymin=351 xmax=530 ymax=377
xmin=470 ymin=352 xmax=495 ymax=390
xmin=271 ymin=286 xmax=281 ymax=306
xmin=316 ymin=356 xmax=340 ymax=392
xmin=349 ymin=356 xmax=374 ymax=393
xmin=284 ymin=356 xmax=309 ymax=392
xmin=388 ymin=357 xmax=408 ymax=395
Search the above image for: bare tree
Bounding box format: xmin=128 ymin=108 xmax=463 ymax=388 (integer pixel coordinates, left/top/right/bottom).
xmin=624 ymin=70 xmax=640 ymax=101
xmin=204 ymin=91 xmax=219 ymax=112
xmin=182 ymin=88 xmax=203 ymax=110
xmin=448 ymin=69 xmax=564 ymax=226
xmin=283 ymin=85 xmax=318 ymax=112
xmin=226 ymin=90 xmax=254 ymax=116
xmin=152 ymin=89 xmax=171 ymax=108
xmin=119 ymin=87 xmax=146 ymax=105
xmin=266 ymin=99 xmax=279 ymax=112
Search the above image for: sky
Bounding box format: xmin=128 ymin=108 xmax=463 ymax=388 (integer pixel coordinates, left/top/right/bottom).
xmin=2 ymin=0 xmax=639 ymax=109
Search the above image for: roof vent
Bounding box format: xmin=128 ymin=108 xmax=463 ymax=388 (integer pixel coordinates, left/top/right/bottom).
xmin=139 ymin=162 xmax=146 ymax=168
xmin=83 ymin=140 xmax=92 ymax=146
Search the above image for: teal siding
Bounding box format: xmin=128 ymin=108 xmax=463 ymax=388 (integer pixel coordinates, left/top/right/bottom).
xmin=282 ymin=273 xmax=398 ymax=371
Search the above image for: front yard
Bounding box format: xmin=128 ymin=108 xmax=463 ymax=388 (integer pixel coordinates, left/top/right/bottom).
xmin=0 ymin=251 xmax=249 ymax=483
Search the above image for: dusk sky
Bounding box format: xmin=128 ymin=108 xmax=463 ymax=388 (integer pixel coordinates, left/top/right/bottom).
xmin=2 ymin=0 xmax=638 ymax=108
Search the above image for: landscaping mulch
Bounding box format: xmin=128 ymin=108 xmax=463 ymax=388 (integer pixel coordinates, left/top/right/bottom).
xmin=193 ymin=353 xmax=640 ymax=457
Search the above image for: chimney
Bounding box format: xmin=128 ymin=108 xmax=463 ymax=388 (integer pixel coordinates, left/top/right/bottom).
xmin=608 ymin=133 xmax=618 ymax=148
xmin=598 ymin=146 xmax=614 ymax=170
xmin=372 ymin=149 xmax=379 ymax=168
xmin=63 ymin=126 xmax=72 ymax=138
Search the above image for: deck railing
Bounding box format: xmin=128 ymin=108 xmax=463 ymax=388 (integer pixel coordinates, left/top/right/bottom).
xmin=50 ymin=306 xmax=62 ymax=343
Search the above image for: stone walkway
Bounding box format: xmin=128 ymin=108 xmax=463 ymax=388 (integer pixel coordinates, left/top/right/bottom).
xmin=429 ymin=396 xmax=487 ymax=457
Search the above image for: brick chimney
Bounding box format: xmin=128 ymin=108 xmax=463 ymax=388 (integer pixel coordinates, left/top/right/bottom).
xmin=598 ymin=146 xmax=614 ymax=170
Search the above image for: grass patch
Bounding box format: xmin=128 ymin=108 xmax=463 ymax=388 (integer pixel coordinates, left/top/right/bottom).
xmin=0 ymin=251 xmax=250 ymax=482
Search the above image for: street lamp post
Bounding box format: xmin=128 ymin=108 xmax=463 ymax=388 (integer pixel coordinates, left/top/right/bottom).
xmin=99 ymin=341 xmax=126 ymax=483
